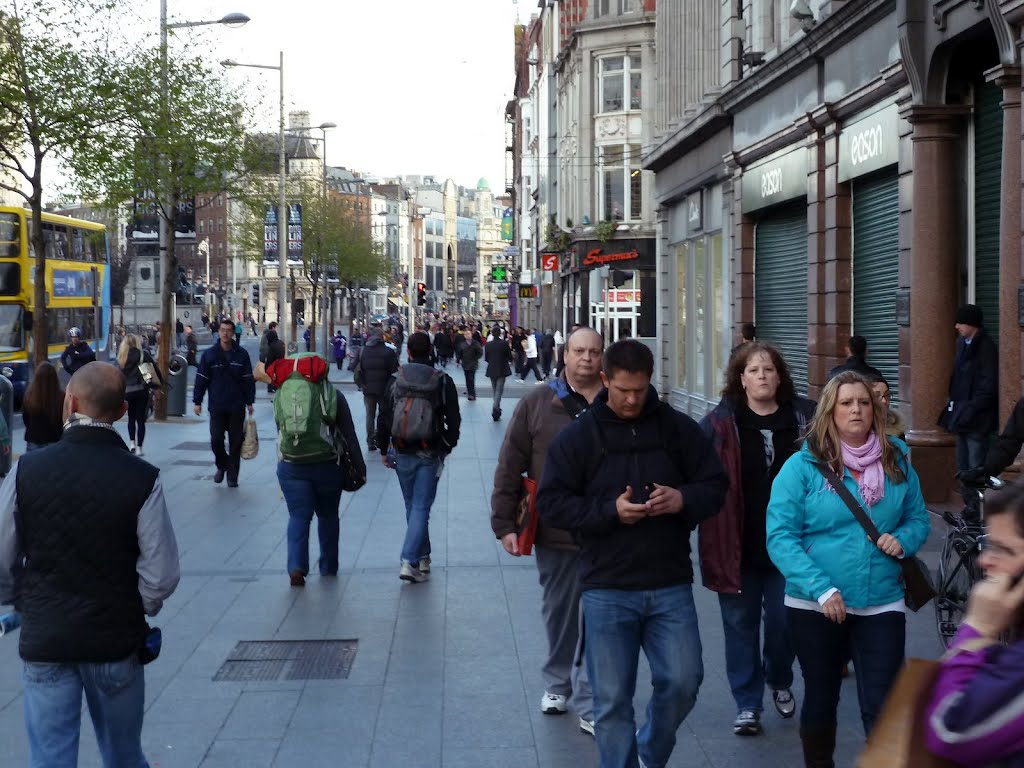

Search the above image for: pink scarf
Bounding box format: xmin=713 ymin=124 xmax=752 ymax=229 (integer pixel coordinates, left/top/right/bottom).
xmin=841 ymin=431 xmax=884 ymax=507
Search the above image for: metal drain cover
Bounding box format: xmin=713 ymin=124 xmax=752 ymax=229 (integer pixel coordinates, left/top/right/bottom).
xmin=172 ymin=441 xmax=212 ymax=451
xmin=213 ymin=640 xmax=358 ymax=682
xmin=173 ymin=459 xmax=213 ymax=466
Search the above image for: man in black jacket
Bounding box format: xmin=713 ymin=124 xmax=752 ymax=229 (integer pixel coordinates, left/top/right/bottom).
xmin=537 ymin=339 xmax=728 ymax=768
xmin=193 ymin=318 xmax=256 ymax=487
xmin=0 ymin=362 xmax=180 ymax=767
xmin=826 ymin=335 xmax=884 ymax=381
xmin=484 ymin=326 xmax=513 ymax=421
xmin=376 ymin=332 xmax=460 ymax=583
xmin=358 ymin=326 xmax=399 ymax=451
xmin=940 ymin=304 xmax=999 ymax=520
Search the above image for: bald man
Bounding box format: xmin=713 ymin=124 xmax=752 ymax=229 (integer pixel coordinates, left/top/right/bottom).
xmin=0 ymin=361 xmax=180 ymax=767
xmin=490 ymin=327 xmax=604 ymax=734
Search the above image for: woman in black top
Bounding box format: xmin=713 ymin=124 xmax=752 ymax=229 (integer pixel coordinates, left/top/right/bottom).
xmin=22 ymin=362 xmax=64 ymax=451
xmin=118 ymin=334 xmax=162 ymax=455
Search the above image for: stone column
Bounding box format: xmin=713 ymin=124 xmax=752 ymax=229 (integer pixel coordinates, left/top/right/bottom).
xmin=902 ymin=105 xmax=969 ymax=502
xmin=985 ymin=65 xmax=1022 ymax=425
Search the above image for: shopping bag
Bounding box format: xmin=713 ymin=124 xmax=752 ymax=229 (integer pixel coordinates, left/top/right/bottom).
xmin=856 ymin=658 xmax=955 ymax=768
xmin=240 ymin=417 xmax=259 ymax=460
xmin=515 ymin=477 xmax=539 ymax=556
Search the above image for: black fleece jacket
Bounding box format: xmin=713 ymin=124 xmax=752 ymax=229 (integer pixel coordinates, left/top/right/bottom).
xmin=536 ymin=386 xmax=728 ymax=592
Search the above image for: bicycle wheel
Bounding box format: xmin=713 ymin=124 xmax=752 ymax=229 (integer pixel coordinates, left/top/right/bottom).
xmin=934 ymin=526 xmax=980 ymax=648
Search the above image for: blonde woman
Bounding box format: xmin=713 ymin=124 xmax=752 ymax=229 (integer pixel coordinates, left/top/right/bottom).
xmin=766 ymin=371 xmax=930 ymax=767
xmin=117 ymin=334 xmax=161 ymax=454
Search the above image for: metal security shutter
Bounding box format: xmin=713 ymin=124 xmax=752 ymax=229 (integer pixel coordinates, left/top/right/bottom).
xmin=853 ymin=171 xmax=900 ymax=402
xmin=974 ymin=79 xmax=1003 ymax=337
xmin=755 ymin=203 xmax=809 ymax=394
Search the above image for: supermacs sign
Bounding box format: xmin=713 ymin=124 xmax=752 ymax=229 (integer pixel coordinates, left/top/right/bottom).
xmin=583 ymin=248 xmax=638 ymax=266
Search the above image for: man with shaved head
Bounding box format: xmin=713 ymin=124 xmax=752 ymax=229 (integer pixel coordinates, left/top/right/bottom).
xmin=490 ymin=326 xmax=604 ymax=735
xmin=0 ymin=361 xmax=180 ymax=767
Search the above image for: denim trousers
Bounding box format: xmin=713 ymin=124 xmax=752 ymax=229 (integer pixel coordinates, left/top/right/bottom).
xmin=463 ymin=368 xmax=477 ymax=398
xmin=363 ymin=393 xmax=384 ymax=445
xmin=582 ymin=584 xmax=704 ymax=768
xmin=490 ymin=376 xmax=506 ymax=413
xmin=394 ymin=453 xmax=442 ymax=565
xmin=22 ymin=655 xmax=148 ymax=768
xmin=277 ymin=460 xmax=344 ymax=576
xmin=717 ymin=565 xmax=794 ymax=712
xmin=209 ymin=407 xmax=244 ymax=480
xmin=787 ymin=607 xmax=905 ymax=734
xmin=956 ymin=432 xmax=989 ymax=512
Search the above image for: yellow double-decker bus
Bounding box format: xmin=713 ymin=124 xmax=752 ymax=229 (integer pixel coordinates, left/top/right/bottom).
xmin=0 ymin=206 xmax=110 ymax=402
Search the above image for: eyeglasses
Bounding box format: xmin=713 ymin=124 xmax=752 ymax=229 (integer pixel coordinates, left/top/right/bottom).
xmin=977 ymin=534 xmax=1024 ymax=560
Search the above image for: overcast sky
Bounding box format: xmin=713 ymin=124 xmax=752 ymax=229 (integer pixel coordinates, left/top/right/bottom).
xmin=145 ymin=0 xmax=534 ymax=192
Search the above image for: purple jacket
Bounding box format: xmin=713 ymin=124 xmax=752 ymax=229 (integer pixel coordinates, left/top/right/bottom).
xmin=925 ymin=623 xmax=1024 ymax=767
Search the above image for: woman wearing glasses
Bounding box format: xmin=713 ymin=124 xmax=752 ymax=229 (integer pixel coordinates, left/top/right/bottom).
xmin=924 ymin=482 xmax=1024 ymax=765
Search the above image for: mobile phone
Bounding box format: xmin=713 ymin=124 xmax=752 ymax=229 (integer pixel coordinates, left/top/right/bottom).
xmin=634 ymin=483 xmax=655 ymax=504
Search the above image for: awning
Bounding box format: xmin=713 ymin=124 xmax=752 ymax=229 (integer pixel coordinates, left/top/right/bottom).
xmin=389 ymin=296 xmax=408 ymax=308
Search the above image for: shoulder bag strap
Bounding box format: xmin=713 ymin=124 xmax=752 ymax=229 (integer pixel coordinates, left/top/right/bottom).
xmin=814 ymin=461 xmax=882 ymax=543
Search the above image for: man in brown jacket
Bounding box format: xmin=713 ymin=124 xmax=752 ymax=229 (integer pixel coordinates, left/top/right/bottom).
xmin=490 ymin=326 xmax=604 ymax=735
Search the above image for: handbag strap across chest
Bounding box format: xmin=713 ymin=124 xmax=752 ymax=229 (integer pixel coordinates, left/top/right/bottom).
xmin=815 ymin=461 xmax=882 ymax=543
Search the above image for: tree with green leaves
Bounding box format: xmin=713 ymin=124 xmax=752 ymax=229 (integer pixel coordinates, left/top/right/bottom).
xmin=233 ymin=177 xmax=388 ymax=352
xmin=68 ymin=47 xmax=257 ymax=418
xmin=0 ymin=2 xmax=135 ymax=365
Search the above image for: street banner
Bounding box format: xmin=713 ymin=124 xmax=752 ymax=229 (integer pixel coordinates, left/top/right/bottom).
xmin=501 ymin=208 xmax=513 ymax=241
xmin=263 ymin=205 xmax=278 ymax=264
xmin=287 ymin=203 xmax=303 ymax=265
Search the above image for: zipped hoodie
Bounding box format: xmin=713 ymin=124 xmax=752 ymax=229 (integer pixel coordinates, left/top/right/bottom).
xmin=536 ymin=386 xmax=728 ymax=591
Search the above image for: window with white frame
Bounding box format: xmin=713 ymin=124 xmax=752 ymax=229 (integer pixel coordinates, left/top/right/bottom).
xmin=599 ymin=144 xmax=643 ymax=222
xmin=598 ymin=54 xmax=642 ymax=113
xmin=596 ymin=0 xmax=640 ymax=15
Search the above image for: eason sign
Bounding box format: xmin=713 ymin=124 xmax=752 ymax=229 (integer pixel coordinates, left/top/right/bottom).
xmin=838 ymin=103 xmax=899 ymax=182
xmin=741 ymin=147 xmax=807 ymax=213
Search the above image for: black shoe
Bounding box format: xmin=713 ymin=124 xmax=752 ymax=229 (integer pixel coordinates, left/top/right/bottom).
xmin=367 ymin=441 xmax=377 ymax=453
xmin=214 ymin=469 xmax=225 ymax=484
xmin=227 ymin=478 xmax=239 ymax=488
xmin=492 ymin=409 xmax=500 ymax=421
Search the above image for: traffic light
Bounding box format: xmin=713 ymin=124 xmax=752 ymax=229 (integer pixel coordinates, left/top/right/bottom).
xmin=416 ymin=282 xmax=427 ymax=306
xmin=251 ymin=284 xmax=260 ymax=306
xmin=611 ymin=269 xmax=634 ymax=288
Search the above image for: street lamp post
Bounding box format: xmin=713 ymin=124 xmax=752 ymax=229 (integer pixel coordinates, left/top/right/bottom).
xmin=221 ymin=52 xmax=289 ymax=349
xmin=157 ymin=3 xmax=247 ymax=414
xmin=317 ymin=122 xmax=335 ymax=356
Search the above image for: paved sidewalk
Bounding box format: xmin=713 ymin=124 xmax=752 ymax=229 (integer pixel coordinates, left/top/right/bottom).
xmin=0 ymin=362 xmax=947 ymax=767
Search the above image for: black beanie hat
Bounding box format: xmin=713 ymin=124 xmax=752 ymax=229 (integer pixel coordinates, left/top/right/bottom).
xmin=955 ymin=304 xmax=983 ymax=327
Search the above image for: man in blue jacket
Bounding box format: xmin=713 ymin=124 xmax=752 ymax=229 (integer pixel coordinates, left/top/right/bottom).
xmin=537 ymin=339 xmax=728 ymax=768
xmin=193 ymin=318 xmax=255 ymax=487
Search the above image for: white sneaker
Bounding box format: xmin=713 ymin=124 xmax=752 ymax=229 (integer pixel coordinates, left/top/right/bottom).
xmin=399 ymin=562 xmax=427 ymax=583
xmin=418 ymin=557 xmax=431 ymax=574
xmin=541 ymin=691 xmax=567 ymax=715
xmin=136 ymin=447 xmax=144 ymax=457
xmin=579 ymin=717 xmax=594 ymax=736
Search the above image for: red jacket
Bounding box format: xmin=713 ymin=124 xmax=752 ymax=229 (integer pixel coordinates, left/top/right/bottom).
xmin=697 ymin=396 xmax=816 ymax=593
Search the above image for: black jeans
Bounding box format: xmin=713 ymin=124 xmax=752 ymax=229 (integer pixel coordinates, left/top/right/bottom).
xmin=464 ymin=368 xmax=477 ymax=398
xmin=787 ymin=607 xmax=905 ymax=735
xmin=210 ymin=408 xmax=245 ymax=480
xmin=126 ymin=390 xmax=149 ymax=446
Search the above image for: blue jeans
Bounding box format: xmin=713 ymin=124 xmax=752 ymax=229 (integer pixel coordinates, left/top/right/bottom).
xmin=582 ymin=585 xmax=704 ymax=768
xmin=717 ymin=565 xmax=794 ymax=712
xmin=22 ymin=655 xmax=148 ymax=768
xmin=956 ymin=432 xmax=989 ymax=512
xmin=787 ymin=607 xmax=905 ymax=735
xmin=277 ymin=460 xmax=344 ymax=576
xmin=394 ymin=453 xmax=442 ymax=565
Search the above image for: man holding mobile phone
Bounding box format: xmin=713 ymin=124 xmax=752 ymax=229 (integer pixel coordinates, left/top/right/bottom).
xmin=537 ymin=340 xmax=728 ymax=768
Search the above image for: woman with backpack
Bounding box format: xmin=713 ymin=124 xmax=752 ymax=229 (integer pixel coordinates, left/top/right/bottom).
xmin=257 ymin=355 xmax=366 ymax=587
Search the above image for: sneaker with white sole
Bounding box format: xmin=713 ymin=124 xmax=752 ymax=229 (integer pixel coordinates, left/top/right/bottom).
xmin=540 ymin=691 xmax=567 ymax=714
xmin=579 ymin=718 xmax=594 ymax=736
xmin=399 ymin=562 xmax=427 ymax=583
xmin=733 ymin=709 xmax=762 ymax=736
xmin=772 ymin=688 xmax=796 ymax=718
xmin=419 ymin=556 xmax=431 ymax=574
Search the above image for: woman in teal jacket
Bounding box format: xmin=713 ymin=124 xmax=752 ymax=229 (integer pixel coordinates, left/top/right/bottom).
xmin=766 ymin=371 xmax=930 ymax=768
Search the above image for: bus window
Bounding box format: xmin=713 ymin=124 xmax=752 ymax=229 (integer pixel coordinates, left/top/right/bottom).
xmin=0 ymin=264 xmax=20 ymax=296
xmin=0 ymin=306 xmax=23 ymax=352
xmin=72 ymin=229 xmax=85 ymax=261
xmin=43 ymin=225 xmax=68 ymax=260
xmin=0 ymin=213 xmax=19 ymax=258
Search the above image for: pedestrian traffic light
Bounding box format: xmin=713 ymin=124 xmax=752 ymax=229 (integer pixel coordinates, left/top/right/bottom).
xmin=610 ymin=269 xmax=634 ymax=288
xmin=417 ymin=282 xmax=427 ymax=306
xmin=251 ymin=284 xmax=260 ymax=306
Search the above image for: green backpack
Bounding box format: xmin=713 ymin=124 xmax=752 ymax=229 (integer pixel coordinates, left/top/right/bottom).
xmin=273 ymin=355 xmax=338 ymax=463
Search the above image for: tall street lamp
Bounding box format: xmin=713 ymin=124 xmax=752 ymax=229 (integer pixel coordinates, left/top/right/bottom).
xmin=316 ymin=121 xmax=336 ymax=355
xmin=221 ymin=52 xmax=289 ymax=349
xmin=158 ymin=4 xmax=248 ymax=392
